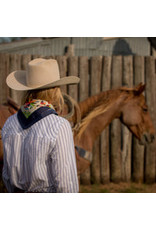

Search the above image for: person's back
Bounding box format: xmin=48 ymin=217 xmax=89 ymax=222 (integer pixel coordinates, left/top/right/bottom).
xmin=2 ymin=58 xmax=80 ymax=193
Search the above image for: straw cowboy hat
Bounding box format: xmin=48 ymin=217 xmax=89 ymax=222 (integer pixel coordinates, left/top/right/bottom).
xmin=6 ymin=58 xmax=80 ymax=91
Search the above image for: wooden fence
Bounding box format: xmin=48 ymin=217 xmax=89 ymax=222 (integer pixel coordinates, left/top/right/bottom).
xmin=0 ymin=53 xmax=156 ymax=184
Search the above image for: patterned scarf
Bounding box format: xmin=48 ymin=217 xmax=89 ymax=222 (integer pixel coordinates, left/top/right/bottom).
xmin=21 ymin=99 xmax=55 ymax=119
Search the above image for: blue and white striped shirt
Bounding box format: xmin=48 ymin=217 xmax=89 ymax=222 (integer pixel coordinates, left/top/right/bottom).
xmin=2 ymin=113 xmax=79 ymax=193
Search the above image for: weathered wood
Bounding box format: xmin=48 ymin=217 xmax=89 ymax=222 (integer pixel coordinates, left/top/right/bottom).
xmin=151 ymin=47 xmax=156 ymax=57
xmin=55 ymin=56 xmax=67 ymax=94
xmin=144 ymin=56 xmax=156 ymax=183
xmin=65 ymin=44 xmax=75 ymax=57
xmin=32 ymin=54 xmax=44 ymax=59
xmin=121 ymin=56 xmax=133 ymax=182
xmin=78 ymin=56 xmax=91 ymax=185
xmin=110 ymin=56 xmax=122 ymax=183
xmin=16 ymin=54 xmax=32 ymax=106
xmin=79 ymin=56 xmax=89 ymax=102
xmin=155 ymin=57 xmax=156 ymax=183
xmin=68 ymin=56 xmax=79 ymax=102
xmin=132 ymin=56 xmax=145 ymax=182
xmin=90 ymin=56 xmax=102 ymax=184
xmin=9 ymin=54 xmax=23 ymax=105
xmin=100 ymin=56 xmax=112 ymax=184
xmin=0 ymin=54 xmax=10 ymax=104
xmin=21 ymin=54 xmax=32 ymax=70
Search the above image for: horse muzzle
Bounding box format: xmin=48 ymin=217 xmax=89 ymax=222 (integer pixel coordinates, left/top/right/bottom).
xmin=139 ymin=133 xmax=155 ymax=145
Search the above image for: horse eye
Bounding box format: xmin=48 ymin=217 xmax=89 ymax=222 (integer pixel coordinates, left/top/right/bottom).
xmin=143 ymin=107 xmax=148 ymax=112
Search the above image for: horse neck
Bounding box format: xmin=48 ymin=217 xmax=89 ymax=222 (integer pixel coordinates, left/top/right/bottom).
xmin=78 ymin=91 xmax=106 ymax=119
xmin=75 ymin=90 xmax=125 ymax=151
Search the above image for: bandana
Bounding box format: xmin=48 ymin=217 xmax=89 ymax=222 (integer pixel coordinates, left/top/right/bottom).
xmin=17 ymin=99 xmax=58 ymax=129
xmin=21 ymin=99 xmax=55 ymax=118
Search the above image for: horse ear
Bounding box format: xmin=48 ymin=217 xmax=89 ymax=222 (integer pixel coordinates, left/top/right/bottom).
xmin=134 ymin=83 xmax=146 ymax=95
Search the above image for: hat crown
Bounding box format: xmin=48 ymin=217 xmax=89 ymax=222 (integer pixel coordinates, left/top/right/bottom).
xmin=26 ymin=58 xmax=60 ymax=87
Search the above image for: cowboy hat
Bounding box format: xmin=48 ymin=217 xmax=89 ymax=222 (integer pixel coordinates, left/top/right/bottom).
xmin=6 ymin=58 xmax=80 ymax=91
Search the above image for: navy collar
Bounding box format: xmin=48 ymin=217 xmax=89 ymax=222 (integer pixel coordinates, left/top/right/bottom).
xmin=17 ymin=107 xmax=58 ymax=129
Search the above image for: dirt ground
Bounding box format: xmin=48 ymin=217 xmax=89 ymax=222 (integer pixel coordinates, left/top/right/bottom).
xmin=1 ymin=179 xmax=156 ymax=193
xmin=79 ymin=182 xmax=156 ymax=193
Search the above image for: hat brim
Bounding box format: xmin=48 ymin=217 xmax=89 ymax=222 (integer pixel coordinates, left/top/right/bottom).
xmin=6 ymin=70 xmax=80 ymax=91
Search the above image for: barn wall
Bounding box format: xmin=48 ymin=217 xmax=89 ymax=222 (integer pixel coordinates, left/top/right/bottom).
xmin=0 ymin=37 xmax=151 ymax=56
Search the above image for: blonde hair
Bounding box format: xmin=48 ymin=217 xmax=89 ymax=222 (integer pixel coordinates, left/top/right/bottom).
xmin=21 ymin=87 xmax=64 ymax=114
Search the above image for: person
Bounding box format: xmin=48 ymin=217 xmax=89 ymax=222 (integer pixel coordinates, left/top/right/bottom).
xmin=2 ymin=58 xmax=80 ymax=193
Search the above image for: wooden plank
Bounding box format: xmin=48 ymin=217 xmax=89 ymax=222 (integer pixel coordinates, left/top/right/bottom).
xmin=78 ymin=56 xmax=91 ymax=185
xmin=121 ymin=56 xmax=133 ymax=182
xmin=90 ymin=56 xmax=102 ymax=184
xmin=151 ymin=47 xmax=156 ymax=57
xmin=100 ymin=56 xmax=112 ymax=184
xmin=67 ymin=56 xmax=79 ymax=102
xmin=21 ymin=54 xmax=32 ymax=70
xmin=79 ymin=56 xmax=89 ymax=102
xmin=9 ymin=54 xmax=22 ymax=105
xmin=144 ymin=56 xmax=156 ymax=183
xmin=17 ymin=54 xmax=32 ymax=106
xmin=110 ymin=56 xmax=122 ymax=183
xmin=0 ymin=53 xmax=10 ymax=104
xmin=32 ymin=54 xmax=44 ymax=59
xmin=132 ymin=56 xmax=145 ymax=183
xmin=55 ymin=56 xmax=67 ymax=94
xmin=155 ymin=58 xmax=156 ymax=183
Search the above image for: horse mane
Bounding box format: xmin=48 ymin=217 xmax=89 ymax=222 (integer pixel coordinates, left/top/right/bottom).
xmin=76 ymin=87 xmax=133 ymax=140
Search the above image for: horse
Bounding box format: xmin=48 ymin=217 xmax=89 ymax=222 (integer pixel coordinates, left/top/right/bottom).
xmin=73 ymin=83 xmax=155 ymax=174
xmin=0 ymin=83 xmax=155 ymax=176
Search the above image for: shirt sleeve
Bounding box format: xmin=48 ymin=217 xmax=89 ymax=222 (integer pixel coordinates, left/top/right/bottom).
xmin=50 ymin=119 xmax=79 ymax=193
xmin=2 ymin=142 xmax=14 ymax=193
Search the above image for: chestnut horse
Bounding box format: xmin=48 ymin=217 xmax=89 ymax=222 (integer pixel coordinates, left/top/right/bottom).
xmin=74 ymin=83 xmax=155 ymax=174
xmin=0 ymin=83 xmax=155 ymax=176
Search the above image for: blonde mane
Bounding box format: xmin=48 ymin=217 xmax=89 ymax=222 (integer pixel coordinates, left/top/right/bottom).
xmin=76 ymin=89 xmax=125 ymax=140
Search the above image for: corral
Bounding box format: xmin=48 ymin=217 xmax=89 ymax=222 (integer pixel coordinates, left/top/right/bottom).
xmin=0 ymin=37 xmax=156 ymax=192
xmin=0 ymin=51 xmax=156 ymax=189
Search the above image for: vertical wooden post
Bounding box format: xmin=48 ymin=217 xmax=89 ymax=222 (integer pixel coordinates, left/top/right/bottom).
xmin=32 ymin=54 xmax=45 ymax=59
xmin=145 ymin=56 xmax=156 ymax=183
xmin=18 ymin=54 xmax=32 ymax=106
xmin=0 ymin=53 xmax=10 ymax=104
xmin=121 ymin=56 xmax=133 ymax=182
xmin=132 ymin=56 xmax=145 ymax=182
xmin=9 ymin=54 xmax=22 ymax=105
xmin=110 ymin=56 xmax=122 ymax=183
xmin=21 ymin=54 xmax=32 ymax=70
xmin=100 ymin=56 xmax=112 ymax=184
xmin=79 ymin=57 xmax=89 ymax=103
xmin=155 ymin=57 xmax=156 ymax=183
xmin=55 ymin=56 xmax=68 ymax=94
xmin=68 ymin=56 xmax=79 ymax=102
xmin=78 ymin=56 xmax=91 ymax=185
xmin=90 ymin=56 xmax=102 ymax=184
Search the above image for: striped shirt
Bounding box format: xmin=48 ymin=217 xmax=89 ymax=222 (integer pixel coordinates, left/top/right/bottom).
xmin=2 ymin=112 xmax=79 ymax=193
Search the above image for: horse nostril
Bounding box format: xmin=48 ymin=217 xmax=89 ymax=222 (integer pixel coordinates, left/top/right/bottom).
xmin=143 ymin=133 xmax=155 ymax=143
xmin=143 ymin=134 xmax=148 ymax=142
xmin=151 ymin=134 xmax=155 ymax=142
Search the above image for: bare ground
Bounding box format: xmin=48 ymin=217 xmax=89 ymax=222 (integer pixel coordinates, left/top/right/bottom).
xmin=2 ymin=180 xmax=156 ymax=193
xmin=79 ymin=182 xmax=156 ymax=193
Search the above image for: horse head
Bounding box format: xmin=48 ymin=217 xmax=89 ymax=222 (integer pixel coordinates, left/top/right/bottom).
xmin=120 ymin=83 xmax=155 ymax=145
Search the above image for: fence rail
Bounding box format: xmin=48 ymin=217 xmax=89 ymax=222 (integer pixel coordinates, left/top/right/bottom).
xmin=0 ymin=53 xmax=156 ymax=184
